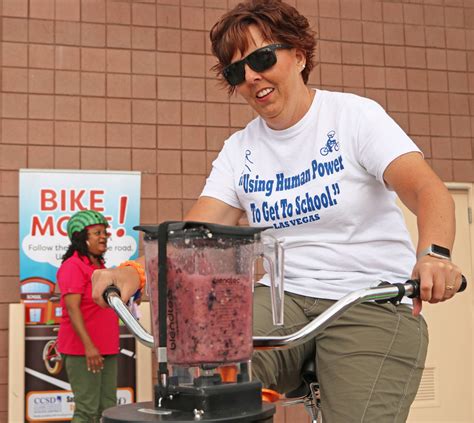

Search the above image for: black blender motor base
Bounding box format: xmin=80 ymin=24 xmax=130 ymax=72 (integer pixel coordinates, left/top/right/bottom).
xmin=156 ymin=378 xmax=262 ymax=414
xmin=101 ymin=401 xmax=275 ymax=422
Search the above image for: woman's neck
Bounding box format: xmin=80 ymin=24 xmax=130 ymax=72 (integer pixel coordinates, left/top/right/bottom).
xmin=267 ymin=86 xmax=315 ymax=131
xmin=88 ymin=254 xmax=101 ymax=267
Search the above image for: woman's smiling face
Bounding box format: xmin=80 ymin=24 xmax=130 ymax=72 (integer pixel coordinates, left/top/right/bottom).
xmin=232 ymin=25 xmax=309 ymax=130
xmin=86 ymin=224 xmax=109 ymax=256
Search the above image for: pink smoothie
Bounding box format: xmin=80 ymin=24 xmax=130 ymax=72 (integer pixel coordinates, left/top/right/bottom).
xmin=145 ymin=249 xmax=253 ymax=366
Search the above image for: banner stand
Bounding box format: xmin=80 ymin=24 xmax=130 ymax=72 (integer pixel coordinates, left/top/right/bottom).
xmin=8 ymin=302 xmax=153 ymax=422
xmin=135 ymin=303 xmax=152 ymax=402
xmin=17 ymin=169 xmax=141 ymax=420
xmin=9 ymin=303 xmax=25 ymax=423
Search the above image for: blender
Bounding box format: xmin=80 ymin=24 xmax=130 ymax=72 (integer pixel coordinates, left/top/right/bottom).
xmin=103 ymin=221 xmax=284 ymax=422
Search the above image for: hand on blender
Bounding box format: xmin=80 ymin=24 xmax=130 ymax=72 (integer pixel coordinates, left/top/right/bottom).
xmin=92 ymin=257 xmax=145 ymax=308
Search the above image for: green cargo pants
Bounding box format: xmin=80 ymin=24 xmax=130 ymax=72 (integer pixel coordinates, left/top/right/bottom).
xmin=64 ymin=354 xmax=118 ymax=423
xmin=252 ymin=285 xmax=428 ymax=423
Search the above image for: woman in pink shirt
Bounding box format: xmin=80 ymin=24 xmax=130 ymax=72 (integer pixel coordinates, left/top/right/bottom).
xmin=57 ymin=210 xmax=119 ymax=423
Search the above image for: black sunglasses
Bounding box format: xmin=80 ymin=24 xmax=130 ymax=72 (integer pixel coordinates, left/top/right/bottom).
xmin=222 ymin=43 xmax=293 ymax=86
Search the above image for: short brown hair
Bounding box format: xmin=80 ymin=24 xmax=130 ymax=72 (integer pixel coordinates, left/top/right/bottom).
xmin=210 ymin=0 xmax=317 ymax=94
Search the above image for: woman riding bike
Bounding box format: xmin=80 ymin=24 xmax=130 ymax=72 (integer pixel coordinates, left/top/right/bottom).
xmin=91 ymin=2 xmax=463 ymax=421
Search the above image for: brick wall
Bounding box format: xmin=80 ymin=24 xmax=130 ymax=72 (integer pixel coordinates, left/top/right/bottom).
xmin=1 ymin=0 xmax=474 ymax=420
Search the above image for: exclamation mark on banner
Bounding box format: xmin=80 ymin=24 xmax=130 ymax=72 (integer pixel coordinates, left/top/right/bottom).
xmin=116 ymin=196 xmax=127 ymax=237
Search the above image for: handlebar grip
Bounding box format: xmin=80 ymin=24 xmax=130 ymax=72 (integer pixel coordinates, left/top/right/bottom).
xmin=102 ymin=285 xmax=121 ymax=305
xmin=459 ymin=275 xmax=468 ymax=292
xmin=406 ymin=275 xmax=467 ymax=298
xmin=405 ymin=280 xmax=420 ymax=299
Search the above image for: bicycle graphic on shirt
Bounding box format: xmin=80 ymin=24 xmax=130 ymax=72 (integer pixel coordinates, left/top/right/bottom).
xmin=320 ymin=130 xmax=339 ymax=156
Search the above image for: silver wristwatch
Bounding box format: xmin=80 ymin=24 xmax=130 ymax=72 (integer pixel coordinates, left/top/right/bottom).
xmin=417 ymin=244 xmax=451 ymax=261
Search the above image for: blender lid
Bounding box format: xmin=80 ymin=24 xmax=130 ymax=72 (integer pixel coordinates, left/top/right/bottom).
xmin=134 ymin=221 xmax=270 ymax=240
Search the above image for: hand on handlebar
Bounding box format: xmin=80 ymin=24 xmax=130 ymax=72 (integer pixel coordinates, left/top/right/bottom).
xmin=92 ymin=267 xmax=141 ymax=308
xmin=411 ymin=255 xmax=463 ymax=317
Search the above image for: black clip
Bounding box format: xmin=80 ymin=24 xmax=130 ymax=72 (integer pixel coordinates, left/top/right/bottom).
xmin=375 ymin=281 xmax=405 ymax=305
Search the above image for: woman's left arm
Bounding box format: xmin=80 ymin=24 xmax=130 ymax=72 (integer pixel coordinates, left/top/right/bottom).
xmin=383 ymin=152 xmax=462 ymax=316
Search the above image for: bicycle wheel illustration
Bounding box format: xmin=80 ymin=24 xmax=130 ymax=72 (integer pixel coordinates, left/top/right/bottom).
xmin=42 ymin=339 xmax=63 ymax=376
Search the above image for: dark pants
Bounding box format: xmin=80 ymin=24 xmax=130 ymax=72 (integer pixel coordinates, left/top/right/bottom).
xmin=65 ymin=354 xmax=118 ymax=423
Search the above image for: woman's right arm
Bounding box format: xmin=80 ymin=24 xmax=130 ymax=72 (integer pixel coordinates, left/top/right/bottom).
xmin=92 ymin=196 xmax=243 ymax=307
xmin=64 ymin=293 xmax=104 ymax=372
xmin=184 ymin=196 xmax=243 ymax=224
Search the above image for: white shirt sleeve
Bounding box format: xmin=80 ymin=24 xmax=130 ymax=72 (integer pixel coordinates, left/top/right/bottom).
xmin=200 ymin=138 xmax=244 ymax=210
xmin=355 ymin=99 xmax=421 ymax=184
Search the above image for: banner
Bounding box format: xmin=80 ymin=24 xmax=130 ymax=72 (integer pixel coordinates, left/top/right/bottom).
xmin=19 ymin=169 xmax=141 ymax=323
xmin=19 ymin=169 xmax=141 ymax=282
xmin=18 ymin=169 xmax=142 ymax=421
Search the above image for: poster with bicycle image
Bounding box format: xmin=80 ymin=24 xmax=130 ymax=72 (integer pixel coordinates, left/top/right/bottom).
xmin=19 ymin=169 xmax=141 ymax=422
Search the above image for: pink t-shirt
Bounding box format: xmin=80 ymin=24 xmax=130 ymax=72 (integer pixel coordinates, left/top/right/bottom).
xmin=57 ymin=251 xmax=119 ymax=355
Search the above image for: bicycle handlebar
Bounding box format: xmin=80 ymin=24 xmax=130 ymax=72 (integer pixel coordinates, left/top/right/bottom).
xmin=103 ymin=276 xmax=467 ymax=351
xmin=253 ymin=276 xmax=467 ymax=350
xmin=103 ymin=286 xmax=154 ymax=348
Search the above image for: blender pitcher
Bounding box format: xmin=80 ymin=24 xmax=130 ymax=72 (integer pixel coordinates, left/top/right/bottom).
xmin=137 ymin=221 xmax=284 ymax=367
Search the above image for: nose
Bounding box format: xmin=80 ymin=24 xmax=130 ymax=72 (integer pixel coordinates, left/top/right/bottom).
xmin=244 ymin=63 xmax=262 ymax=83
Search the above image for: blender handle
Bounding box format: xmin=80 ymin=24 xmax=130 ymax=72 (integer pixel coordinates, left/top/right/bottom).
xmin=253 ymin=277 xmax=468 ymax=350
xmin=260 ymin=234 xmax=285 ymax=326
xmin=103 ymin=285 xmax=155 ymax=348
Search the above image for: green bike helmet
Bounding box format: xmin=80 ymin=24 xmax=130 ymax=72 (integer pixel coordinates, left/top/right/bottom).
xmin=67 ymin=210 xmax=109 ymax=240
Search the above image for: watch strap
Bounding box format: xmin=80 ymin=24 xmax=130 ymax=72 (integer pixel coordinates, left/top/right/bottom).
xmin=417 ymin=244 xmax=451 ymax=261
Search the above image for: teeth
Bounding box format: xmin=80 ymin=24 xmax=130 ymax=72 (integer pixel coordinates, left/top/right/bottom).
xmin=257 ymin=88 xmax=273 ymax=98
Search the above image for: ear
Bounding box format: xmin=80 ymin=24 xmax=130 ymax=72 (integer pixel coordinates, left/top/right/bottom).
xmin=295 ymin=48 xmax=306 ymax=69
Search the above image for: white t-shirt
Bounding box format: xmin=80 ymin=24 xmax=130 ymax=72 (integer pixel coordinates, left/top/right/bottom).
xmin=201 ymin=89 xmax=420 ymax=300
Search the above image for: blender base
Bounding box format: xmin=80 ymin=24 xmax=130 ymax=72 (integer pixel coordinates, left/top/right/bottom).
xmin=102 ymin=401 xmax=275 ymax=422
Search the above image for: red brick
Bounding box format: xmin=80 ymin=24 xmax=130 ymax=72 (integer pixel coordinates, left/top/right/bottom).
xmin=132 ymin=3 xmax=156 ymax=27
xmin=0 ymin=197 xmax=18 ymax=221
xmin=182 ymin=150 xmax=206 ymax=175
xmin=157 ymin=199 xmax=182 ymax=222
xmin=182 ymin=175 xmax=205 ymax=199
xmin=158 ymin=174 xmax=182 ymax=198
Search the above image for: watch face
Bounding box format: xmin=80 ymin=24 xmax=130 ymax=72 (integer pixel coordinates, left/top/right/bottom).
xmin=432 ymin=244 xmax=451 ymax=258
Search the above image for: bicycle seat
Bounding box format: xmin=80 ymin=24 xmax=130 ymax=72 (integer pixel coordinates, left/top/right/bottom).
xmin=285 ymin=358 xmax=318 ymax=399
